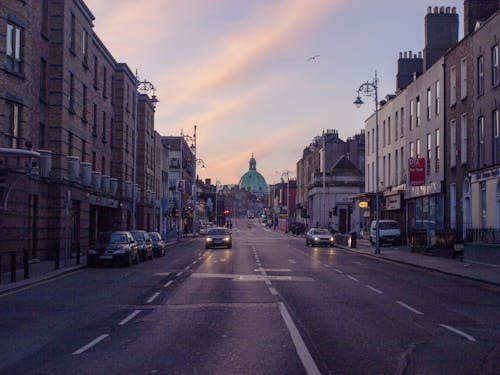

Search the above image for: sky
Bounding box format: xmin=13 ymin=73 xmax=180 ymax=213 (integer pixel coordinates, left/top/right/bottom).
xmin=85 ymin=0 xmax=464 ymax=185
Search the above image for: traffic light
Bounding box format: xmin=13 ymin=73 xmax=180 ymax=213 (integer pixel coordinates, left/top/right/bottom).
xmin=332 ymin=206 xmax=337 ymax=216
xmin=223 ymin=209 xmax=230 ymax=216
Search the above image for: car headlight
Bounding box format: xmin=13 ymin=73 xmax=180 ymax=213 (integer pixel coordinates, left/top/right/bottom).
xmin=314 ymin=237 xmax=319 ymax=241
xmin=224 ymin=237 xmax=230 ymax=242
xmin=206 ymin=237 xmax=213 ymax=242
xmin=330 ymin=237 xmax=334 ymax=242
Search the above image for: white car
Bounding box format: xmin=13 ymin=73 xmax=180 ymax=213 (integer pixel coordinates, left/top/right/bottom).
xmin=370 ymin=220 xmax=401 ymax=246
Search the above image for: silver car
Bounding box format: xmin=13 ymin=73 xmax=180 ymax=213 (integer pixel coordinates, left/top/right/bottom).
xmin=305 ymin=228 xmax=335 ymax=247
xmin=205 ymin=227 xmax=232 ymax=249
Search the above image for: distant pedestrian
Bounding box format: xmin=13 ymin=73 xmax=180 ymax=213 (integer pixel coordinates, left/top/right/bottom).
xmin=183 ymin=225 xmax=188 ymax=238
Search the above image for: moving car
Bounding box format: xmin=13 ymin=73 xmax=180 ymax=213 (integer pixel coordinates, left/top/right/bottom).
xmin=87 ymin=231 xmax=139 ymax=267
xmin=130 ymin=230 xmax=154 ymax=261
xmin=205 ymin=227 xmax=232 ymax=249
xmin=370 ymin=220 xmax=402 ymax=246
xmin=305 ymin=228 xmax=335 ymax=247
xmin=148 ymin=231 xmax=166 ymax=257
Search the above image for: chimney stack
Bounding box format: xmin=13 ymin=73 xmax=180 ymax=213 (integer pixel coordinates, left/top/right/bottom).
xmin=464 ymin=0 xmax=499 ymax=36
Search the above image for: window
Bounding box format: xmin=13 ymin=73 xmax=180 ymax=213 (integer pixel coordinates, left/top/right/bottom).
xmin=416 ymin=96 xmax=421 ymax=127
xmin=450 ymin=119 xmax=456 ymax=167
xmin=68 ymin=132 xmax=73 ymax=156
xmin=481 ymin=181 xmax=487 ymax=228
xmin=82 ymin=140 xmax=86 ymax=162
xmin=400 ymin=107 xmax=404 ymax=136
xmin=103 ymin=67 xmax=107 ymax=98
xmin=492 ymin=45 xmax=499 ymax=86
xmin=372 ymin=131 xmax=375 ymax=154
xmin=383 ymin=120 xmax=386 ymax=147
xmin=477 ymin=56 xmax=484 ymax=96
xmin=92 ymin=151 xmax=96 ymax=169
xmin=460 ymin=58 xmax=467 ymax=99
xmin=409 ymin=99 xmax=414 ymax=130
xmin=416 ymin=139 xmax=421 ymax=158
xmin=461 ymin=114 xmax=468 ymax=164
xmin=493 ymin=109 xmax=499 ymax=163
xmin=395 ymin=111 xmax=399 ymax=140
xmin=478 ymin=116 xmax=485 ymax=167
xmin=426 ymin=88 xmax=431 ymax=120
xmin=93 ymin=103 xmax=97 ymax=136
xmin=82 ymin=30 xmax=88 ymax=66
xmin=426 ymin=133 xmax=432 ymax=175
xmin=410 ymin=142 xmax=414 ymax=158
xmin=69 ymin=72 xmax=75 ymax=112
xmin=102 ymin=156 xmax=105 ymax=175
xmin=400 ymin=146 xmax=405 ymax=182
xmin=69 ymin=13 xmax=76 ymax=52
xmin=93 ymin=56 xmax=98 ymax=88
xmin=102 ymin=111 xmax=106 ymax=143
xmin=450 ymin=183 xmax=457 ymax=229
xmin=39 ymin=123 xmax=47 ymax=150
xmin=382 ymin=155 xmax=386 ymax=186
xmin=387 ymin=117 xmax=391 ymax=145
xmin=395 ymin=149 xmax=399 ymax=183
xmin=435 ymin=129 xmax=440 ymax=172
xmin=388 ymin=153 xmax=391 ymax=185
xmin=450 ymin=65 xmax=457 ymax=105
xmin=4 ymin=101 xmax=21 ymax=148
xmin=40 ymin=58 xmax=48 ymax=101
xmin=6 ymin=22 xmax=23 ymax=74
xmin=41 ymin=0 xmax=49 ymax=36
xmin=435 ymin=80 xmax=440 ymax=116
xmin=82 ymin=84 xmax=88 ymax=122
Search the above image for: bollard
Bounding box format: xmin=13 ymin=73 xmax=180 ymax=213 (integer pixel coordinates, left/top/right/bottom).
xmin=24 ymin=248 xmax=30 ymax=279
xmin=10 ymin=251 xmax=16 ymax=282
xmin=76 ymin=242 xmax=81 ymax=265
xmin=54 ymin=243 xmax=60 ymax=270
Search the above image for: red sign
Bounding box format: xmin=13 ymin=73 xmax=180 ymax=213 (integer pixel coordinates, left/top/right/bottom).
xmin=409 ymin=157 xmax=425 ymax=186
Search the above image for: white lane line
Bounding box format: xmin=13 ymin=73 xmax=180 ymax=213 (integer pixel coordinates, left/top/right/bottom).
xmin=265 ymin=279 xmax=272 ymax=286
xmin=333 ymin=268 xmax=343 ymax=274
xmin=439 ymin=324 xmax=477 ymax=342
xmin=366 ymin=285 xmax=383 ymax=294
xmin=73 ymin=334 xmax=109 ymax=355
xmin=288 ymin=259 xmax=297 ymax=264
xmin=185 ymin=265 xmax=191 ymax=271
xmin=164 ymin=280 xmax=173 ymax=288
xmin=396 ymin=301 xmax=423 ymax=315
xmin=269 ymin=287 xmax=278 ymax=296
xmin=147 ymin=292 xmax=161 ymax=304
xmin=277 ymin=302 xmax=321 ymax=375
xmin=347 ymin=275 xmax=359 ymax=282
xmin=176 ymin=271 xmax=183 ymax=277
xmin=118 ymin=310 xmax=142 ymax=326
xmin=153 ymin=272 xmax=171 ymax=276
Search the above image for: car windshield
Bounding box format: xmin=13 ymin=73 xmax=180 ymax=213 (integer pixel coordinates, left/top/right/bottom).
xmin=97 ymin=232 xmax=128 ymax=244
xmin=379 ymin=221 xmax=399 ymax=229
xmin=208 ymin=228 xmax=229 ymax=235
xmin=130 ymin=232 xmax=145 ymax=241
xmin=148 ymin=232 xmax=161 ymax=240
xmin=315 ymin=229 xmax=330 ymax=235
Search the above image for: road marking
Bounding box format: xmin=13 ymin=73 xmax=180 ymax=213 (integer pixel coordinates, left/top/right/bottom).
xmin=147 ymin=292 xmax=161 ymax=303
xmin=333 ymin=269 xmax=343 ymax=274
xmin=397 ymin=301 xmax=423 ymax=315
xmin=288 ymin=259 xmax=297 ymax=264
xmin=164 ymin=280 xmax=173 ymax=288
xmin=153 ymin=272 xmax=171 ymax=276
xmin=439 ymin=324 xmax=477 ymax=342
xmin=191 ymin=273 xmax=313 ymax=282
xmin=277 ymin=302 xmax=321 ymax=375
xmin=254 ymin=268 xmax=292 ymax=272
xmin=118 ymin=310 xmax=142 ymax=326
xmin=366 ymin=285 xmax=383 ymax=294
xmin=269 ymin=287 xmax=278 ymax=296
xmin=185 ymin=265 xmax=191 ymax=270
xmin=176 ymin=271 xmax=183 ymax=277
xmin=73 ymin=334 xmax=109 ymax=355
xmin=347 ymin=275 xmax=359 ymax=282
xmin=265 ymin=279 xmax=272 ymax=286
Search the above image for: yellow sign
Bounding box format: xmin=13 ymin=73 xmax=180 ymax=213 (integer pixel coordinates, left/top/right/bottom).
xmin=358 ymin=201 xmax=369 ymax=209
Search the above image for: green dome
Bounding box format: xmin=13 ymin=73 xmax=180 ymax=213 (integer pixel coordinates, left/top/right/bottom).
xmin=239 ymin=156 xmax=268 ymax=195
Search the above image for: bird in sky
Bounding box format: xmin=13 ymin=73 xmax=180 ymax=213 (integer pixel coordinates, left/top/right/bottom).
xmin=307 ymin=54 xmax=320 ymax=61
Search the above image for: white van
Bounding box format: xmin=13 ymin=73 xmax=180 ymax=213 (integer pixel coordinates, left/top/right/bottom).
xmin=370 ymin=220 xmax=401 ymax=246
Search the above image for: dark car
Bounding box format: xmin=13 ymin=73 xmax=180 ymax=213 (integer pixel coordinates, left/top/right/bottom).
xmin=290 ymin=222 xmax=306 ymax=235
xmin=130 ymin=230 xmax=153 ymax=261
xmin=305 ymin=228 xmax=335 ymax=247
xmin=148 ymin=231 xmax=166 ymax=257
xmin=87 ymin=231 xmax=139 ymax=267
xmin=205 ymin=227 xmax=232 ymax=249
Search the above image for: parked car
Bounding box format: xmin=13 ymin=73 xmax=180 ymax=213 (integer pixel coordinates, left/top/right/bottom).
xmin=148 ymin=231 xmax=166 ymax=257
xmin=87 ymin=231 xmax=139 ymax=267
xmin=205 ymin=227 xmax=232 ymax=249
xmin=130 ymin=230 xmax=153 ymax=261
xmin=290 ymin=222 xmax=306 ymax=235
xmin=305 ymin=228 xmax=335 ymax=247
xmin=370 ymin=220 xmax=402 ymax=246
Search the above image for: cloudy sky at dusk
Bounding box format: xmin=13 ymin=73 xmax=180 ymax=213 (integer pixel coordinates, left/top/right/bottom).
xmin=85 ymin=0 xmax=463 ymax=185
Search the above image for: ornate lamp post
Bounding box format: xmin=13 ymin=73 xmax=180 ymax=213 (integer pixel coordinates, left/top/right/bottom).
xmin=354 ymin=71 xmax=380 ymax=254
xmin=132 ymin=73 xmax=159 ymax=230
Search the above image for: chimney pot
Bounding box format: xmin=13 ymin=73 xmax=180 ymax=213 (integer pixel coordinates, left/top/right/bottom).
xmin=446 ymin=6 xmax=450 ymax=14
xmin=433 ymin=6 xmax=438 ymax=13
xmin=399 ymin=52 xmax=402 ymax=58
xmin=439 ymin=6 xmax=444 ymax=13
xmin=452 ymin=6 xmax=456 ymax=14
xmin=427 ymin=6 xmax=432 ymax=14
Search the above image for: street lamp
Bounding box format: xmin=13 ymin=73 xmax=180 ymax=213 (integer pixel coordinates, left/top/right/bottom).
xmin=354 ymin=71 xmax=380 ymax=254
xmin=132 ymin=72 xmax=159 ymax=230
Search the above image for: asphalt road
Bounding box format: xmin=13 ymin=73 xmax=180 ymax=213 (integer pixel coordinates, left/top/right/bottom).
xmin=1 ymin=219 xmax=499 ymax=374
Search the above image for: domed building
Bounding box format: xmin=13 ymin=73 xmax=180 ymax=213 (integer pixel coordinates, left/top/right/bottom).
xmin=239 ymin=155 xmax=268 ymax=196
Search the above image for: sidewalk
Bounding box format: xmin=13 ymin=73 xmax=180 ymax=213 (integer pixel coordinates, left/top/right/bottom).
xmin=0 ymin=238 xmax=185 ymax=296
xmin=335 ymin=238 xmax=500 ymax=287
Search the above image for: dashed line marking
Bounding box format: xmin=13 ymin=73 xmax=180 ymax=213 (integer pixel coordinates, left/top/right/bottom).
xmin=288 ymin=259 xmax=297 ymax=264
xmin=73 ymin=334 xmax=109 ymax=355
xmin=439 ymin=324 xmax=477 ymax=342
xmin=333 ymin=269 xmax=343 ymax=274
xmin=366 ymin=285 xmax=383 ymax=294
xmin=147 ymin=292 xmax=161 ymax=304
xmin=118 ymin=310 xmax=142 ymax=326
xmin=347 ymin=275 xmax=359 ymax=282
xmin=164 ymin=280 xmax=173 ymax=288
xmin=185 ymin=265 xmax=191 ymax=270
xmin=397 ymin=301 xmax=423 ymax=315
xmin=269 ymin=287 xmax=278 ymax=296
xmin=265 ymin=279 xmax=272 ymax=286
xmin=176 ymin=271 xmax=183 ymax=277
